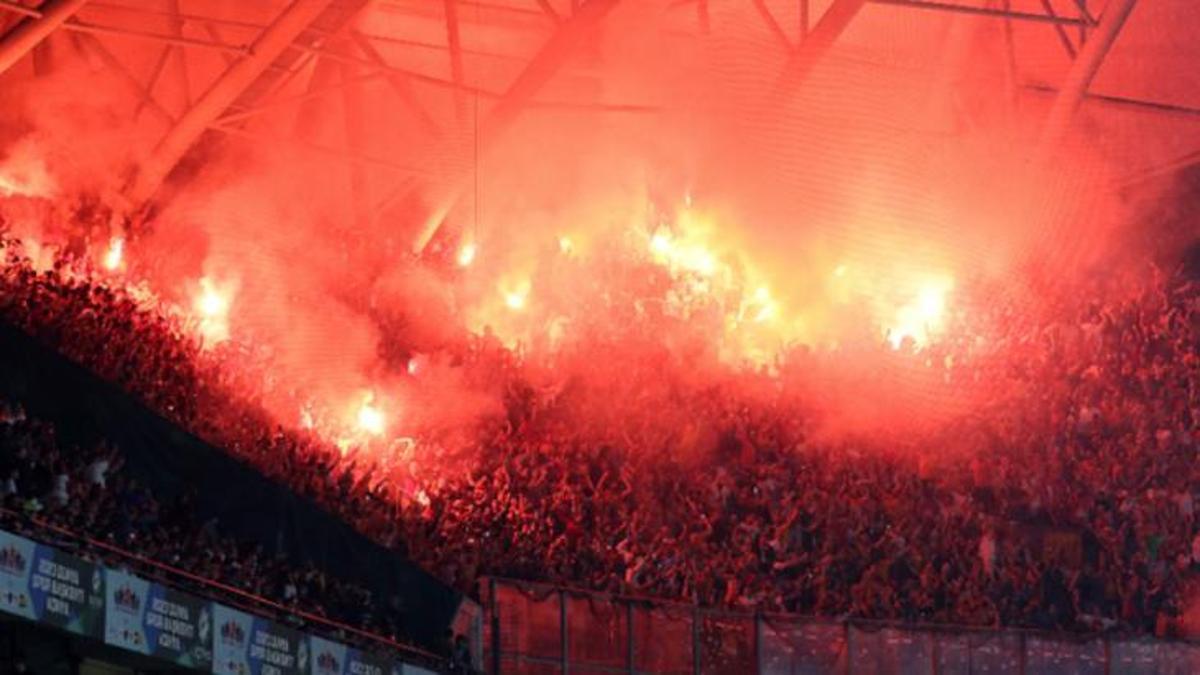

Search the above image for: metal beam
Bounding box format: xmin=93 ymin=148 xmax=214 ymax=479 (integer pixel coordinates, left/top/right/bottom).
xmin=1038 ymin=0 xmax=1077 ymax=59
xmin=350 ymin=31 xmax=442 ymax=136
xmin=534 ymin=0 xmax=561 ymax=22
xmin=752 ymin=0 xmax=794 ymax=51
xmin=443 ymin=0 xmax=467 ymax=122
xmin=771 ymin=0 xmax=866 ymax=99
xmin=1039 ymin=0 xmax=1138 ymax=148
xmin=0 ymin=0 xmax=88 ymax=75
xmin=0 ymin=1 xmax=247 ymax=54
xmin=76 ymin=33 xmax=175 ymax=126
xmin=123 ymin=0 xmax=335 ymax=206
xmin=410 ymin=0 xmax=621 ymax=252
xmin=867 ymin=0 xmax=1088 ymax=26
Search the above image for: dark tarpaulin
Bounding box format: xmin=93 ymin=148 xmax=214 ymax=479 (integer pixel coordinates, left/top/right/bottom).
xmin=0 ymin=320 xmax=461 ymax=649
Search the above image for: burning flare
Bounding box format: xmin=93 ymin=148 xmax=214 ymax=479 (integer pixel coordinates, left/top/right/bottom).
xmin=193 ymin=276 xmax=232 ymax=346
xmin=357 ymin=394 xmax=386 ymax=436
xmin=102 ymin=237 xmax=124 ymax=271
xmin=886 ymin=276 xmax=954 ymax=349
xmin=457 ymin=242 xmax=477 ymax=268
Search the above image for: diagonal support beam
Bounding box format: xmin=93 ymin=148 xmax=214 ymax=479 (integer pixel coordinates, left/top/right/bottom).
xmin=443 ymin=0 xmax=467 ymax=123
xmin=770 ymin=0 xmax=866 ymax=100
xmin=1039 ymin=0 xmax=1138 ymax=148
xmin=0 ymin=0 xmax=89 ymax=75
xmin=350 ymin=31 xmax=441 ymax=137
xmin=123 ymin=0 xmax=335 ymax=206
xmin=752 ymin=0 xmax=793 ymax=51
xmin=410 ymin=0 xmax=621 ymax=252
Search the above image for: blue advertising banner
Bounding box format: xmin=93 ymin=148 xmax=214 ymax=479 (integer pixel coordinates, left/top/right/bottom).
xmin=104 ymin=569 xmax=213 ymax=668
xmin=308 ymin=635 xmax=394 ymax=675
xmin=308 ymin=636 xmax=347 ymax=675
xmin=213 ymin=602 xmax=304 ymax=675
xmin=0 ymin=530 xmax=104 ymax=637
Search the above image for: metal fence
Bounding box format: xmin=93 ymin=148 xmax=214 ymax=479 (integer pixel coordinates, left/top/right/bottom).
xmin=482 ymin=578 xmax=1200 ymax=674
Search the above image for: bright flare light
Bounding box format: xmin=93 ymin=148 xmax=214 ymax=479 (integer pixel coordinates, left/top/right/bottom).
xmin=193 ymin=277 xmax=231 ymax=345
xmin=197 ymin=280 xmax=227 ymax=317
xmin=502 ymin=279 xmax=531 ymax=311
xmin=357 ymin=396 xmax=386 ymax=435
xmin=102 ymin=237 xmax=124 ymax=271
xmin=504 ymin=290 xmax=527 ymax=310
xmin=648 ymin=229 xmax=718 ymax=277
xmin=457 ymin=242 xmax=477 ymax=267
xmin=887 ymin=276 xmax=954 ymax=350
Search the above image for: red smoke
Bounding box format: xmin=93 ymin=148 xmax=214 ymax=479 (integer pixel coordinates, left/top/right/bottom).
xmin=0 ymin=0 xmax=1197 ymax=473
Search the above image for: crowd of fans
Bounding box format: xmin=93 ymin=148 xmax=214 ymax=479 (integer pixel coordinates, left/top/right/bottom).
xmin=0 ymin=397 xmax=421 ymax=657
xmin=1 ymin=228 xmax=1199 ymax=651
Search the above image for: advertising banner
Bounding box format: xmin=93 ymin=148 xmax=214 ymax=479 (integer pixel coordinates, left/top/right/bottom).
xmin=0 ymin=530 xmax=104 ymax=637
xmin=104 ymin=569 xmax=213 ymax=668
xmin=309 ymin=635 xmax=394 ymax=675
xmin=345 ymin=649 xmax=394 ymax=675
xmin=213 ymin=602 xmax=305 ymax=675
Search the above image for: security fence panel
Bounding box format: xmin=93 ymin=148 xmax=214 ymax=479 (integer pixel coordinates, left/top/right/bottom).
xmin=493 ymin=583 xmax=563 ymax=668
xmin=566 ymin=592 xmax=628 ymax=670
xmin=631 ymin=603 xmax=693 ymax=674
xmin=935 ymin=631 xmax=1021 ymax=674
xmin=933 ymin=632 xmax=972 ymax=674
xmin=1024 ymin=635 xmax=1106 ymax=675
xmin=1110 ymin=638 xmax=1200 ymax=675
xmin=882 ymin=627 xmax=934 ymax=674
xmin=698 ymin=613 xmax=755 ymax=675
xmin=497 ymin=656 xmax=562 ymax=675
xmin=964 ymin=632 xmax=1021 ymax=674
xmin=848 ymin=625 xmax=933 ymax=675
xmin=758 ymin=619 xmax=847 ymax=675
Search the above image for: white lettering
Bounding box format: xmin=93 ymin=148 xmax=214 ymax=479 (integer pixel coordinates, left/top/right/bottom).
xmin=157 ymin=632 xmax=182 ymax=651
xmin=45 ymin=595 xmax=70 ymax=616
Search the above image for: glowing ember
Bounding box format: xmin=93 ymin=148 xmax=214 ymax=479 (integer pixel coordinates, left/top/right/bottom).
xmin=102 ymin=237 xmax=124 ymax=271
xmin=457 ymin=242 xmax=477 ymax=267
xmin=357 ymin=396 xmax=385 ymax=435
xmin=558 ymin=236 xmax=573 ymax=255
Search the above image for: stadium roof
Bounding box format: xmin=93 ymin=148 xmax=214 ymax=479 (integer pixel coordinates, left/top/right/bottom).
xmin=0 ymin=0 xmax=1196 ymax=244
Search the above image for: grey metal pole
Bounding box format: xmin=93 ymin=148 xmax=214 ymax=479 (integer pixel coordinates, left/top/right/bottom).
xmin=0 ymin=0 xmax=89 ymax=76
